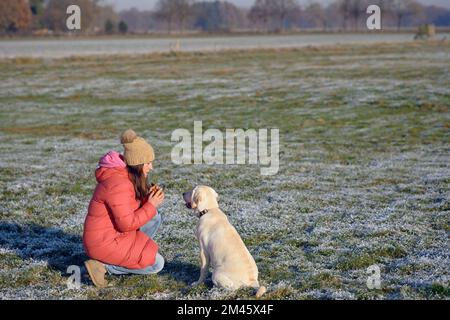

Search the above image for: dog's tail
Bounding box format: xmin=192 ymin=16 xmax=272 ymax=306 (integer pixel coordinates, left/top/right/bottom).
xmin=251 ymin=281 xmax=267 ymax=298
xmin=255 ymin=285 xmax=267 ymax=298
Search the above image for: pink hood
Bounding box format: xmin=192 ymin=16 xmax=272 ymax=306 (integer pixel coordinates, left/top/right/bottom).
xmin=98 ymin=151 xmax=126 ymax=169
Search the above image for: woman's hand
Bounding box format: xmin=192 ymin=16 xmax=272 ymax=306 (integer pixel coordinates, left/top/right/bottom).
xmin=148 ymin=186 xmax=165 ymax=208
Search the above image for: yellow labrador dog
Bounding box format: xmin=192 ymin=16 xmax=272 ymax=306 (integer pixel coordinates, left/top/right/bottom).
xmin=183 ymin=185 xmax=266 ymax=298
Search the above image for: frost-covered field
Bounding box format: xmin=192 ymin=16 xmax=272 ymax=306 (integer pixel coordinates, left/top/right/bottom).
xmin=0 ymin=41 xmax=449 ymax=299
xmin=3 ymin=33 xmax=449 ymax=59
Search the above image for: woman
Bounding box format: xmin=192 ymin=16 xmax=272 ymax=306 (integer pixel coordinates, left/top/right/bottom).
xmin=83 ymin=129 xmax=165 ymax=288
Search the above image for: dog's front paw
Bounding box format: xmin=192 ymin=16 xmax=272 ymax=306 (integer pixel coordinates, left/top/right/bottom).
xmin=190 ymin=281 xmax=202 ymax=287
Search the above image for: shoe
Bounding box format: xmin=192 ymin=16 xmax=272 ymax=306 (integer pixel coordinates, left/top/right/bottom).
xmin=84 ymin=259 xmax=108 ymax=288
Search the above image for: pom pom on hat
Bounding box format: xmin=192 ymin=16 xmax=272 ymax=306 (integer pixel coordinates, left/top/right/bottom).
xmin=120 ymin=129 xmax=155 ymax=166
xmin=121 ymin=129 xmax=137 ymax=144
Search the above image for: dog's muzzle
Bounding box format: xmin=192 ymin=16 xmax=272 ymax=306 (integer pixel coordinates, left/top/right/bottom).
xmin=185 ymin=202 xmax=192 ymax=209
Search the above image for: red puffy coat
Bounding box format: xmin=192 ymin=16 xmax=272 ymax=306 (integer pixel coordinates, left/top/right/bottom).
xmin=83 ymin=152 xmax=158 ymax=269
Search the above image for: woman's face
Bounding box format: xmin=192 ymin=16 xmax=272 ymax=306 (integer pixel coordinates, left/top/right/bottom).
xmin=143 ymin=162 xmax=153 ymax=177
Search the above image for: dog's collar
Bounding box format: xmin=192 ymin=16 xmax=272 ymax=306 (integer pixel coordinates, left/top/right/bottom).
xmin=198 ymin=209 xmax=209 ymax=218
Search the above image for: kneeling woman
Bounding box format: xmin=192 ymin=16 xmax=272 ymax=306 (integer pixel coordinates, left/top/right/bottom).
xmin=83 ymin=129 xmax=165 ymax=288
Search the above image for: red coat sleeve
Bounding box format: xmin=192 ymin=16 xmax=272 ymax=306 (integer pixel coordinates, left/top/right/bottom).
xmin=106 ymin=182 xmax=157 ymax=232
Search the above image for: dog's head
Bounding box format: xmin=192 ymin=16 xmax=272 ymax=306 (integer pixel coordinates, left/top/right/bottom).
xmin=183 ymin=185 xmax=219 ymax=214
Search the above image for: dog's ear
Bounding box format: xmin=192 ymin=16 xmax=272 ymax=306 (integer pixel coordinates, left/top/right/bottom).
xmin=193 ymin=191 xmax=207 ymax=212
xmin=191 ymin=187 xmax=201 ymax=209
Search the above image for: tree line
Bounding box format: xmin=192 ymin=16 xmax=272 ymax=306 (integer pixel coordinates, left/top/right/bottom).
xmin=1 ymin=0 xmax=450 ymax=35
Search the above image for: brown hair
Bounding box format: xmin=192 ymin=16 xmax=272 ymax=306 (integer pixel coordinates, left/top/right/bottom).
xmin=127 ymin=164 xmax=150 ymax=200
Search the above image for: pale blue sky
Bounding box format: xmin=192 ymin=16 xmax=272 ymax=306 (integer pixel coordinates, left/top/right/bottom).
xmin=103 ymin=0 xmax=450 ymax=11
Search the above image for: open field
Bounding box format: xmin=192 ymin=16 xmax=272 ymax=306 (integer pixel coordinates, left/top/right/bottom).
xmin=2 ymin=33 xmax=450 ymax=58
xmin=0 ymin=41 xmax=449 ymax=299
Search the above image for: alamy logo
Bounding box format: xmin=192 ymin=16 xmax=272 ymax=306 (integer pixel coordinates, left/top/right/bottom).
xmin=66 ymin=265 xmax=81 ymax=289
xmin=366 ymin=264 xmax=381 ymax=289
xmin=367 ymin=5 xmax=382 ymax=30
xmin=171 ymin=121 xmax=280 ymax=176
xmin=66 ymin=5 xmax=81 ymax=30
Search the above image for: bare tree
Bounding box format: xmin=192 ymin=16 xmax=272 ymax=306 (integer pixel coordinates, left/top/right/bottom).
xmin=337 ymin=0 xmax=369 ymax=31
xmin=192 ymin=1 xmax=247 ymax=32
xmin=348 ymin=0 xmax=368 ymax=31
xmin=119 ymin=8 xmax=156 ymax=33
xmin=220 ymin=1 xmax=248 ymax=31
xmin=154 ymin=0 xmax=193 ymax=33
xmin=388 ymin=0 xmax=424 ymax=30
xmin=94 ymin=4 xmax=119 ymax=33
xmin=248 ymin=0 xmax=271 ymax=31
xmin=303 ymin=2 xmax=327 ymax=31
xmin=273 ymin=0 xmax=299 ymax=31
xmin=338 ymin=0 xmax=349 ymax=30
xmin=248 ymin=0 xmax=299 ymax=32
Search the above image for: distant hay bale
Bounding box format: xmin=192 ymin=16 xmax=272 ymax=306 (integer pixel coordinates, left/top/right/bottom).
xmin=414 ymin=24 xmax=436 ymax=40
xmin=170 ymin=39 xmax=181 ymax=53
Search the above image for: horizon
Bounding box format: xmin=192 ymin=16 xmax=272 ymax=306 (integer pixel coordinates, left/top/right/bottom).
xmin=103 ymin=0 xmax=450 ymax=11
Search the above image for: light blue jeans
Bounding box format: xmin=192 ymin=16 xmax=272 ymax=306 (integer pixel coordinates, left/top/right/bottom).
xmin=105 ymin=212 xmax=164 ymax=275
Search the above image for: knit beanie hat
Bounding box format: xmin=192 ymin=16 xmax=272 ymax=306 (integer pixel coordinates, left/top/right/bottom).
xmin=120 ymin=129 xmax=155 ymax=166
